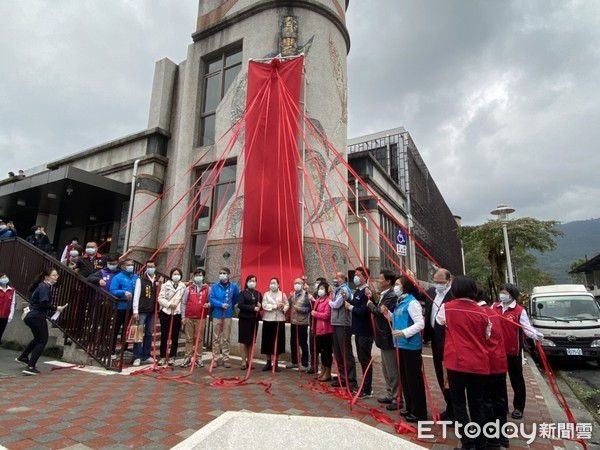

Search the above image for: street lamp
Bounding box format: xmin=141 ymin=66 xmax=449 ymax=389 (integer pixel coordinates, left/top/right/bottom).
xmin=490 ymin=204 xmax=515 ymax=284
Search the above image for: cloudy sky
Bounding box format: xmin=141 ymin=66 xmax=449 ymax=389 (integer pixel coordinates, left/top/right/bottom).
xmin=1 ymin=1 xmax=599 ymax=225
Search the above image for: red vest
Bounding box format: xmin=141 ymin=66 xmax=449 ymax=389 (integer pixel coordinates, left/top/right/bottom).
xmin=185 ymin=285 xmax=210 ymax=319
xmin=444 ymin=299 xmax=490 ymax=375
xmin=492 ymin=302 xmax=524 ymax=356
xmin=481 ymin=304 xmax=508 ymax=374
xmin=0 ymin=287 xmax=14 ymax=318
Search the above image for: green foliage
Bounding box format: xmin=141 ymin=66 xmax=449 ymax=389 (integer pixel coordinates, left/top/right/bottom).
xmin=569 ymin=257 xmax=587 ymax=284
xmin=460 ymin=217 xmax=563 ymax=291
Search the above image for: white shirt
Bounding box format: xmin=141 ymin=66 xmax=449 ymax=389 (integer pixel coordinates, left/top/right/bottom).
xmin=389 ymin=298 xmax=425 ymax=339
xmin=430 ymin=286 xmax=450 ymax=327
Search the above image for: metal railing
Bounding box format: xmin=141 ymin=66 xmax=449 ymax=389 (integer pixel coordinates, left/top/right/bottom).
xmin=0 ymin=237 xmax=125 ymax=371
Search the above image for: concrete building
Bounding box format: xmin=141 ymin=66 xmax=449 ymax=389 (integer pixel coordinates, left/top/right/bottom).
xmin=348 ymin=127 xmax=464 ymax=281
xmin=0 ymin=0 xmax=351 ymax=285
xmin=0 ymin=3 xmax=462 ymax=285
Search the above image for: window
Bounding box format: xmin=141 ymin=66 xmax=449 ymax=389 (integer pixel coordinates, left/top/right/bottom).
xmin=191 ymin=162 xmax=237 ymax=269
xmin=200 ymin=48 xmax=243 ymax=146
xmin=379 ymin=212 xmax=403 ymax=271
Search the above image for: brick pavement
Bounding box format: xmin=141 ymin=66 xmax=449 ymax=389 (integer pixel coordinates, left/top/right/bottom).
xmin=0 ymin=346 xmax=572 ymax=449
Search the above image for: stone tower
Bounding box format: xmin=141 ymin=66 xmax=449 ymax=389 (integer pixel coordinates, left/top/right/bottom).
xmin=142 ymin=0 xmax=350 ymax=283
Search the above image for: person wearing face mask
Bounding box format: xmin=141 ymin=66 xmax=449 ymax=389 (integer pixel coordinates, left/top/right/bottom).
xmin=60 ymin=236 xmax=80 ymax=263
xmin=260 ymin=277 xmax=289 ymax=372
xmin=17 ymin=268 xmax=65 ymax=375
xmin=310 ymin=281 xmax=333 ymax=381
xmin=131 ymin=260 xmax=161 ymax=366
xmin=423 ymin=268 xmax=454 ymax=420
xmin=286 ymin=277 xmax=311 ymax=371
xmin=109 ymin=258 xmax=139 ymax=359
xmin=74 ymin=241 xmax=103 ymax=278
xmin=344 ymin=266 xmax=374 ymax=398
xmin=389 ymin=275 xmax=427 ymax=423
xmin=157 ymin=268 xmax=186 ymax=366
xmin=329 ymin=272 xmax=357 ymax=391
xmin=237 ymin=275 xmax=262 ymax=370
xmin=26 ymin=225 xmax=51 ymax=252
xmin=367 ymin=270 xmax=402 ymax=410
xmin=209 ymin=267 xmax=240 ymax=368
xmin=88 ymin=255 xmax=120 ymax=291
xmin=0 ymin=273 xmax=16 ymax=343
xmin=63 ymin=244 xmax=83 ymax=270
xmin=180 ymin=268 xmax=210 ymax=368
xmin=307 ymin=277 xmax=327 ymax=375
xmin=0 ymin=220 xmax=17 ymax=241
xmin=493 ymin=283 xmax=543 ymax=421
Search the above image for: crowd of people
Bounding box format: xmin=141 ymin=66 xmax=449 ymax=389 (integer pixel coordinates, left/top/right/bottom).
xmin=0 ymin=244 xmax=546 ymax=449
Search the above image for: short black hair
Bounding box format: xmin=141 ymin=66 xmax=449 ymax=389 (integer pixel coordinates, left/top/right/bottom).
xmin=194 ymin=268 xmax=206 ymax=276
xmin=451 ymin=275 xmax=478 ymax=300
xmin=380 ymin=269 xmax=397 ymax=285
xmin=399 ymin=276 xmax=419 ymax=296
xmin=170 ymin=267 xmax=183 ymax=278
xmin=220 ymin=267 xmax=231 ymax=275
xmin=317 ymin=281 xmax=330 ymax=294
xmin=355 ymin=267 xmax=370 ymax=278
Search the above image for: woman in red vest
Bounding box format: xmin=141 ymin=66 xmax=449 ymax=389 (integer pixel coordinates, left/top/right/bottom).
xmin=436 ymin=276 xmax=490 ymax=450
xmin=476 ymin=288 xmax=508 ymax=450
xmin=493 ymin=283 xmax=543 ymax=420
xmin=0 ymin=273 xmax=16 ymax=343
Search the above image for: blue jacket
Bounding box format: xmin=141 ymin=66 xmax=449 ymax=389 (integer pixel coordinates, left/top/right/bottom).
xmin=392 ymin=294 xmax=422 ymax=351
xmin=209 ymin=281 xmax=239 ymax=319
xmin=109 ymin=271 xmax=139 ymax=310
xmin=0 ymin=228 xmax=17 ymax=241
xmin=28 ymin=282 xmax=57 ymax=319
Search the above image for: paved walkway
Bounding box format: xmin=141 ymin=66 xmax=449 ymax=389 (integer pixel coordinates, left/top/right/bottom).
xmin=0 ymin=346 xmax=579 ymax=449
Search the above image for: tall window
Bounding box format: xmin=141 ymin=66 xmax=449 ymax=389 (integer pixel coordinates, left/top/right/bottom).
xmin=200 ymin=48 xmax=243 ymax=146
xmin=191 ymin=163 xmax=237 ymax=269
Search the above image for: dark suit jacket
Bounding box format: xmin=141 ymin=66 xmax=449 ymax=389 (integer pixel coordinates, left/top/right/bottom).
xmin=367 ymin=289 xmax=399 ymax=350
xmin=423 ymin=287 xmax=453 ymax=349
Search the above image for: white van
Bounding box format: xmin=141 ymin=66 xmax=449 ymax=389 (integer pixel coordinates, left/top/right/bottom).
xmin=529 ymin=284 xmax=600 ymax=363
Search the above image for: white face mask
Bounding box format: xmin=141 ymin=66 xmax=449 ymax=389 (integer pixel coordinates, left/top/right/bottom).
xmin=247 ymin=281 xmax=256 ymax=290
xmin=317 ymin=289 xmax=325 ymax=297
xmin=499 ymin=293 xmax=511 ymax=303
xmin=294 ymin=283 xmax=302 ymax=292
xmin=434 ymin=283 xmax=447 ymax=293
xmin=269 ymin=284 xmax=278 ymax=292
xmin=172 ymin=275 xmax=181 ymax=282
xmin=393 ymin=285 xmax=402 ymax=296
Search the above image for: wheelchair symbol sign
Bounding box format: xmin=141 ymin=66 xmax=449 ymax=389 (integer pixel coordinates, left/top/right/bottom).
xmin=396 ymin=228 xmax=407 ymax=245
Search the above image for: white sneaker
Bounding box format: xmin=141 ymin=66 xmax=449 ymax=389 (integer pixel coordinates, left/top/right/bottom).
xmin=110 ymin=353 xmax=117 ymax=360
xmin=285 ymin=362 xmax=296 ymax=369
xmin=142 ymin=357 xmax=154 ymax=364
xmin=133 ymin=358 xmax=141 ymax=367
xmin=300 ymin=365 xmax=309 ymax=372
xmin=158 ymin=358 xmax=166 ymax=366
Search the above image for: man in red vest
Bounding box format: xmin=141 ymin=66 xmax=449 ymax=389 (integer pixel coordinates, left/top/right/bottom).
xmin=180 ymin=268 xmax=211 ymax=368
xmin=493 ymin=283 xmax=543 ymax=420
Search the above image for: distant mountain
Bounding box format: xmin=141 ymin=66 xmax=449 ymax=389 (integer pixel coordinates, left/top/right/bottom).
xmin=533 ymin=218 xmax=600 ymax=283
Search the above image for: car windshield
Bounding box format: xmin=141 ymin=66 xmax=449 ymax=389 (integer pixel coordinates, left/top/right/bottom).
xmin=532 ymin=295 xmax=600 ymax=320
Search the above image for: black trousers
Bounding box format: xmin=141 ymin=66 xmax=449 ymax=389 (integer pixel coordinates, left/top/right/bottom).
xmin=290 ymin=324 xmax=309 ymax=366
xmin=315 ymin=333 xmax=332 ymax=367
xmin=0 ymin=317 xmax=7 ymax=342
xmin=399 ymin=348 xmax=427 ymax=420
xmin=448 ymin=369 xmax=487 ymax=450
xmin=484 ymin=372 xmax=508 ymax=447
xmin=159 ymin=310 xmax=182 ymax=358
xmin=432 ymin=338 xmax=453 ymax=414
xmin=355 ymin=335 xmax=374 ymax=393
xmin=507 ymin=354 xmax=526 ymax=411
xmin=332 ymin=325 xmax=357 ymax=389
xmin=111 ymin=309 xmax=129 ymax=354
xmin=21 ymin=316 xmax=49 ymax=368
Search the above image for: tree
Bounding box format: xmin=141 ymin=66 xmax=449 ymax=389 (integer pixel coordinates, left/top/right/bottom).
xmin=569 ymin=258 xmax=587 ymax=284
xmin=460 ymin=217 xmax=563 ymax=289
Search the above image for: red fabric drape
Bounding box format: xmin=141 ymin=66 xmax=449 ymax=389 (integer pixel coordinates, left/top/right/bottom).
xmin=241 ymin=57 xmax=304 ymax=290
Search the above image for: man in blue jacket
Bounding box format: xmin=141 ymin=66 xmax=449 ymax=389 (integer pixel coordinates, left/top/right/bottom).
xmin=209 ymin=267 xmax=239 ymax=368
xmin=109 ymin=258 xmax=140 ymax=359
